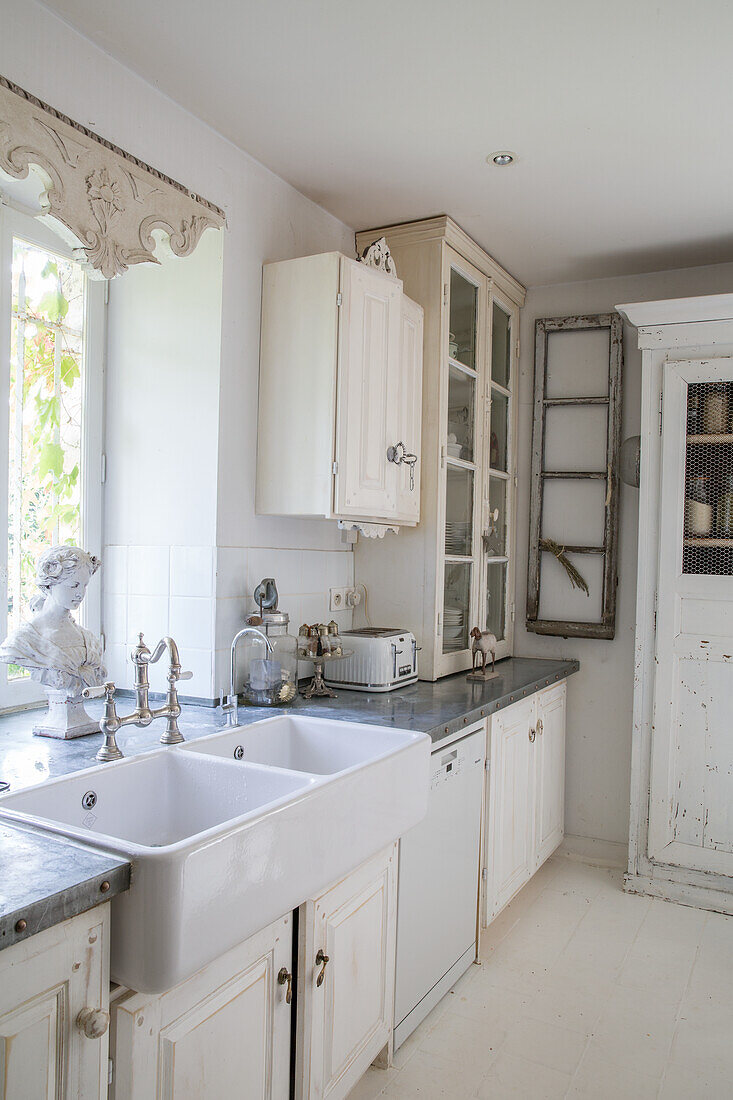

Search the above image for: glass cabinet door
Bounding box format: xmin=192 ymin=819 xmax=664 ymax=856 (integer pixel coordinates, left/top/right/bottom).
xmin=442 ymin=255 xmax=484 ymax=660
xmin=483 ymin=296 xmax=516 ymax=648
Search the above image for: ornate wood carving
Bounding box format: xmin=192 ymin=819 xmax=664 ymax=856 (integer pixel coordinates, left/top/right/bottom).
xmin=0 ymin=76 xmax=225 ymax=279
xmin=358 ymin=236 xmax=397 ymax=277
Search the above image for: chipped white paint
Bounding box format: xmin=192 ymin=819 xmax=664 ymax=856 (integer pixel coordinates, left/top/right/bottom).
xmin=619 ymin=294 xmax=733 ymax=913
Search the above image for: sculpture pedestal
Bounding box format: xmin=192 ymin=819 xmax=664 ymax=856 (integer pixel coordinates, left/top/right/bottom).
xmin=466 ymin=668 xmax=500 ymax=683
xmin=32 ymin=690 xmax=100 ymax=739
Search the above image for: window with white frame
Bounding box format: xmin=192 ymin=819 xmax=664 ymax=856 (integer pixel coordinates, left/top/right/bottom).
xmin=0 ymin=206 xmax=104 ymax=709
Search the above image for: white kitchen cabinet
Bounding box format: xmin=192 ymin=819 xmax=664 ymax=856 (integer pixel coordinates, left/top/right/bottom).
xmin=619 ymin=294 xmax=733 ymax=914
xmin=296 ymin=844 xmax=397 ymax=1100
xmin=354 ymin=218 xmax=525 ymax=680
xmin=110 ymin=914 xmax=293 ymax=1100
xmin=534 ymin=683 xmax=567 ymax=868
xmin=483 ymin=683 xmax=567 ymax=923
xmin=0 ymin=906 xmax=110 ymax=1100
xmin=256 ymin=252 xmax=423 ymax=528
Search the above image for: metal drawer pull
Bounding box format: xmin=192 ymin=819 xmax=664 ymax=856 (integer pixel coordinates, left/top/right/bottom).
xmin=278 ymin=966 xmax=293 ymax=1004
xmin=315 ymin=949 xmax=330 ymax=987
xmin=76 ymin=1007 xmax=110 ymax=1039
xmin=528 ymin=727 xmax=536 ymax=743
xmin=537 ymin=719 xmax=544 ymax=736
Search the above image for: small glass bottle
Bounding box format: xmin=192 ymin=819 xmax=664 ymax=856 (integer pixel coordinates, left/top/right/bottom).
xmin=328 ymin=620 xmax=342 ymax=656
xmin=716 ymin=472 xmax=733 ymax=537
xmin=318 ymin=624 xmax=331 ymax=655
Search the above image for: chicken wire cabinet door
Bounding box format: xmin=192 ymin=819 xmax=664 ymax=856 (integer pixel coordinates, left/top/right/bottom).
xmin=649 ymin=358 xmax=733 ymax=874
xmin=297 ymin=846 xmax=397 ymax=1100
xmin=0 ymin=908 xmax=110 ymax=1100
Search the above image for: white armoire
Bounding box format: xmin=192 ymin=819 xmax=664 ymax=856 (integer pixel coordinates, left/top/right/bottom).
xmin=620 ymin=294 xmax=733 ymax=913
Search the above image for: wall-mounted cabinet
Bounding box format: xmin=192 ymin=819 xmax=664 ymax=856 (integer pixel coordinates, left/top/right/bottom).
xmin=256 ymin=253 xmax=423 ymax=529
xmin=353 ymin=218 xmax=525 ymax=679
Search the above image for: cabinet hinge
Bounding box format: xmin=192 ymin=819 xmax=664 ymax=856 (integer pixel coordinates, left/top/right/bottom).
xmin=336 ymin=292 xmax=343 ymax=307
xmin=101 ymin=453 xmax=106 ymax=484
xmin=332 ymin=460 xmax=338 ymax=475
xmin=658 ymin=391 xmax=663 ymax=435
xmin=440 ymin=444 xmax=446 ymax=469
xmin=515 ymin=338 xmax=520 ymax=359
xmin=481 ymin=867 xmax=488 ymax=881
xmin=104 ymin=281 xmax=110 ymax=306
xmin=443 ymin=283 xmax=448 ymax=306
xmin=108 ymin=1058 xmax=114 ymax=1086
xmin=437 ymin=611 xmax=442 ymax=636
xmin=653 ymin=588 xmax=658 ymax=632
xmin=510 ymin=603 xmax=515 ymax=622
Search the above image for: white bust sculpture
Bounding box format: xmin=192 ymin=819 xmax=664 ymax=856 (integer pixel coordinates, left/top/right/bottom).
xmin=0 ymin=545 xmax=107 ymax=739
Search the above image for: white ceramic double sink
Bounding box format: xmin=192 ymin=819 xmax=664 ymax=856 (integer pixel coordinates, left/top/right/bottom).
xmin=0 ymin=715 xmax=430 ymax=993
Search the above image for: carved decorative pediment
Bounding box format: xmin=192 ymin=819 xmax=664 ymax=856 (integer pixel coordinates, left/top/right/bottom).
xmin=359 ymin=236 xmax=397 ymax=277
xmin=0 ymin=76 xmax=226 ymax=279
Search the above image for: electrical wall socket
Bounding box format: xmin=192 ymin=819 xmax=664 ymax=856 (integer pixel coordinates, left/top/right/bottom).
xmin=329 ymin=586 xmax=358 ymax=612
xmin=329 ymin=587 xmax=349 ymax=611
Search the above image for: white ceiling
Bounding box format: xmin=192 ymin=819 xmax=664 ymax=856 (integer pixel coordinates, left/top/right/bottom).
xmin=39 ymin=0 xmax=733 ymax=286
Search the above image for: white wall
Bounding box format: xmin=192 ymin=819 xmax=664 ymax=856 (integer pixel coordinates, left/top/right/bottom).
xmin=2 ymin=2 xmax=356 ymax=702
xmin=514 ymin=260 xmax=733 ymax=849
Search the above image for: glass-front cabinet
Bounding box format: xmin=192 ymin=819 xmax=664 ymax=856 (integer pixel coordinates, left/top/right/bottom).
xmin=353 ymin=217 xmax=524 ymax=680
xmin=439 ymin=249 xmax=519 ymax=672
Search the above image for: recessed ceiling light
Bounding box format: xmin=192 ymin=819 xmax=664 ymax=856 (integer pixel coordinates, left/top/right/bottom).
xmin=489 ymin=151 xmax=515 ymax=166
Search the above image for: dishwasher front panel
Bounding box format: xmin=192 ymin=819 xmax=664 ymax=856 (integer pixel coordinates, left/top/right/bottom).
xmin=394 ymin=727 xmax=485 ymax=1034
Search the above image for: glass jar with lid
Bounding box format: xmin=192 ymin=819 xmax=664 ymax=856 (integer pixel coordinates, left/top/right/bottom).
xmin=242 ymin=609 xmax=298 ymax=706
xmin=685 ymin=475 xmax=713 ymax=536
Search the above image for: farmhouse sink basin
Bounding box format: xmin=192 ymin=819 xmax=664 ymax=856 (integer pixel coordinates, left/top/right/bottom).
xmin=0 ymin=716 xmax=430 ymax=994
xmin=181 ymin=713 xmax=414 ymax=774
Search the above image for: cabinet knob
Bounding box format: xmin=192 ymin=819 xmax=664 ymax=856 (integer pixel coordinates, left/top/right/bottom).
xmin=315 ymin=949 xmax=330 ymax=987
xmin=277 ymin=966 xmax=293 ymax=1005
xmin=537 ymin=719 xmax=544 ymax=736
xmin=528 ymin=727 xmax=536 ymax=743
xmin=76 ymin=1007 xmax=110 ymax=1039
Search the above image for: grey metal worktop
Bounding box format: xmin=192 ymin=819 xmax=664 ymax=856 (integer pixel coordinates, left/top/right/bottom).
xmin=0 ymin=655 xmax=577 ymax=950
xmin=0 ymin=821 xmax=130 ymax=951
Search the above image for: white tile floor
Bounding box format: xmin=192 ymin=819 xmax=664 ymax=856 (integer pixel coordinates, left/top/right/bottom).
xmin=349 ymin=853 xmax=733 ymax=1099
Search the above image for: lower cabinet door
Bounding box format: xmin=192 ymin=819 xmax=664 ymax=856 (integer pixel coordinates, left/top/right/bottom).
xmin=297 ymin=845 xmax=397 ymax=1100
xmin=486 ymin=698 xmax=536 ymax=919
xmin=534 ymin=682 xmax=567 ymax=868
xmin=110 ymin=914 xmax=292 ymax=1100
xmin=0 ymin=907 xmax=110 ymax=1100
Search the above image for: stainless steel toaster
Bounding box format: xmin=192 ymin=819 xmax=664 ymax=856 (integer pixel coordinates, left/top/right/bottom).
xmin=324 ymin=628 xmax=418 ymax=692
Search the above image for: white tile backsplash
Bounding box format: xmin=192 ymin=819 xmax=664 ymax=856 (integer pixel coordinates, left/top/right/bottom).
xmin=127 ymin=593 xmax=169 ymax=648
xmin=103 ymin=541 xmax=354 ymax=703
xmin=169 ymin=596 xmax=214 ymax=650
xmin=102 ymin=545 xmax=127 ymax=594
xmin=128 ymin=545 xmax=171 ymax=596
xmin=170 ymin=546 xmax=214 ymax=598
xmin=215 ymin=547 xmax=248 ymax=598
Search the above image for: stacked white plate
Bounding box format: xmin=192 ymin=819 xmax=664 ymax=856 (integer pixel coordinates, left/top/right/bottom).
xmin=445 ymin=521 xmax=471 ymax=555
xmin=443 ymin=605 xmax=465 ymax=649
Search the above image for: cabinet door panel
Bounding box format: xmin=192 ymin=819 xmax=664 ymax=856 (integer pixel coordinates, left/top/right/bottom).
xmin=112 ymin=915 xmax=292 ymax=1100
xmin=649 ymin=359 xmax=733 ymax=875
xmin=487 ymin=699 xmax=535 ymax=918
xmin=334 ymin=261 xmax=401 ymax=520
xmin=392 ymin=295 xmax=423 ymax=523
xmin=534 ymin=683 xmax=566 ymax=868
xmin=299 ymin=846 xmax=397 ymax=1100
xmin=0 ymin=908 xmax=109 ymax=1100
